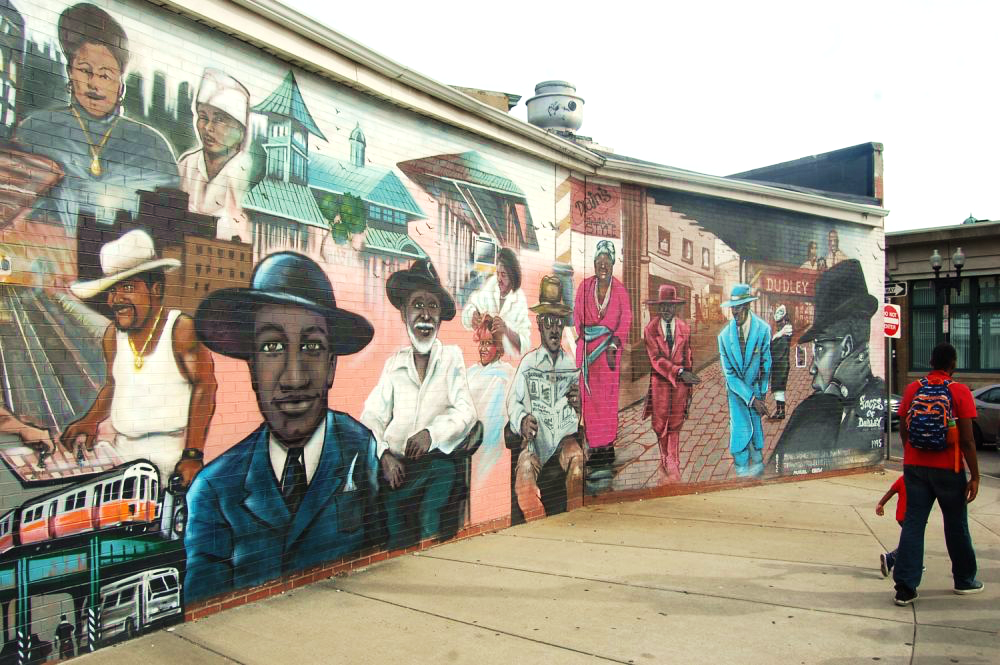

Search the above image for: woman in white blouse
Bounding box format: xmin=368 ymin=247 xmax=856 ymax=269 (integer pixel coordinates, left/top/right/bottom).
xmin=461 ymin=248 xmax=531 ymax=359
xmin=178 ymin=68 xmax=253 ymax=243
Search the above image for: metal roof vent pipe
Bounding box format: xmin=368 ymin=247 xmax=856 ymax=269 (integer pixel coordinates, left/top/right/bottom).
xmin=526 ymin=80 xmax=584 ymax=134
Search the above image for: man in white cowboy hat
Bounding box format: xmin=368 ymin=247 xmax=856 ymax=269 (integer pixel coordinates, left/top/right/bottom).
xmin=362 ymin=259 xmax=476 ymax=549
xmin=507 ymin=275 xmax=584 ymax=520
xmin=178 ymin=68 xmax=253 ymax=243
xmin=717 ymin=283 xmax=772 ymax=476
xmin=643 ymin=284 xmax=701 ymax=481
xmin=61 ymin=229 xmax=217 ymax=486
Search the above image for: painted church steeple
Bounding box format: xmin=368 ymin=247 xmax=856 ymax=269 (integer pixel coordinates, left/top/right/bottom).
xmin=252 ymin=71 xmax=326 ymax=185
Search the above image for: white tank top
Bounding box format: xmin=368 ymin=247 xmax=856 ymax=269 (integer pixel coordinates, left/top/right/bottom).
xmin=111 ymin=310 xmax=192 ymax=438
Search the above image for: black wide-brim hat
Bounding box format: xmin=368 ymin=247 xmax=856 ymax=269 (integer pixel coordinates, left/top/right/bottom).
xmin=800 ymin=259 xmax=878 ymax=343
xmin=385 ymin=259 xmax=456 ymax=321
xmin=194 ymin=252 xmax=374 ymax=359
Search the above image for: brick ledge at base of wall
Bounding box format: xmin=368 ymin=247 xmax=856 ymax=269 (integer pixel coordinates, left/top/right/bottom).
xmin=583 ymin=464 xmax=885 ymax=506
xmin=184 ymin=464 xmax=881 ymax=623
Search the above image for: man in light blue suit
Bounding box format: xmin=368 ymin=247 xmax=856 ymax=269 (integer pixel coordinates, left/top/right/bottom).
xmin=184 ymin=253 xmax=378 ymax=603
xmin=718 ymin=284 xmax=772 ymax=476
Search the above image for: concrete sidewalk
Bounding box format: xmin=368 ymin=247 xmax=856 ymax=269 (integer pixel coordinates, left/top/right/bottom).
xmin=79 ymin=470 xmax=999 ymax=664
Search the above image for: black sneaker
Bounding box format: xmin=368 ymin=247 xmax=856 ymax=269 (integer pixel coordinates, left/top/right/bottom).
xmin=894 ymin=586 xmax=918 ymax=606
xmin=954 ymin=581 xmax=984 ymax=595
xmin=880 ymin=552 xmax=891 ymax=578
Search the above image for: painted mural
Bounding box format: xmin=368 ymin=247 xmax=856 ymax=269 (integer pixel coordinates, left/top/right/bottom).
xmin=0 ymin=1 xmax=884 ymax=661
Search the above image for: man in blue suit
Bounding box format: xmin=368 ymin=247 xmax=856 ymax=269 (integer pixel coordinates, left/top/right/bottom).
xmin=718 ymin=284 xmax=772 ymax=476
xmin=184 ymin=253 xmax=378 ymax=603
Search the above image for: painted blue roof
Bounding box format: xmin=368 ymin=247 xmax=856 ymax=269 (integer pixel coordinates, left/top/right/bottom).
xmin=363 ymin=227 xmax=427 ymax=260
xmin=252 ymin=71 xmax=327 ymax=140
xmin=309 ymin=154 xmax=425 ymax=218
xmin=244 ymin=178 xmax=326 ymax=227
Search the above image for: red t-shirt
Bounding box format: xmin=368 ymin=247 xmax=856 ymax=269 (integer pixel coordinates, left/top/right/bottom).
xmin=890 ymin=475 xmax=906 ymax=522
xmin=898 ymin=370 xmax=977 ymax=470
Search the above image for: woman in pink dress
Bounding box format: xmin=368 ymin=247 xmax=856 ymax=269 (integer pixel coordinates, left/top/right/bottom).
xmin=575 ymin=239 xmax=632 ymax=475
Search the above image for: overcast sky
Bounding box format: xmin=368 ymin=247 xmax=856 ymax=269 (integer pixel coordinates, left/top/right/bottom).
xmin=282 ymin=0 xmax=997 ymax=233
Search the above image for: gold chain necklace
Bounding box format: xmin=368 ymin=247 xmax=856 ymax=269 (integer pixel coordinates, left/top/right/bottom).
xmin=70 ymin=106 xmax=119 ymax=177
xmin=128 ymin=307 xmax=164 ymax=371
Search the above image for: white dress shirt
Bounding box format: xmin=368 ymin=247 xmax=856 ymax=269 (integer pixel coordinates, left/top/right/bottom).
xmin=361 ymin=339 xmax=477 ymax=459
xmin=659 ymin=317 xmax=684 ymax=377
xmin=660 ymin=318 xmax=676 ymax=345
xmin=268 ymin=421 xmax=325 ymax=485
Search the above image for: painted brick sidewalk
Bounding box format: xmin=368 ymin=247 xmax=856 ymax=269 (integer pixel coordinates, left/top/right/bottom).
xmin=609 ymin=360 xmax=816 ymax=492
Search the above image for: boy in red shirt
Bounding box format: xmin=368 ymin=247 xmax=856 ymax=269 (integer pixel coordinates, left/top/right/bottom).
xmin=875 ymin=475 xmax=906 ymax=576
xmin=892 ymin=343 xmax=983 ymax=606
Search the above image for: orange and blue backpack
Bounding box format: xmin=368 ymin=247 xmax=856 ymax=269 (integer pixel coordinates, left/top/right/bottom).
xmin=906 ymin=377 xmax=954 ymax=452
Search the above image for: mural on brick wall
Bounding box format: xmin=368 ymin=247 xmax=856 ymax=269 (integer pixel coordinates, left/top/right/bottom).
xmin=0 ymin=0 xmax=884 ymax=660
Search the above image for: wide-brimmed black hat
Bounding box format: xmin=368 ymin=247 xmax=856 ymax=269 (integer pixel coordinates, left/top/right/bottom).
xmin=194 ymin=252 xmax=373 ymax=359
xmin=800 ymin=259 xmax=878 ymax=343
xmin=385 ymin=259 xmax=456 ymax=321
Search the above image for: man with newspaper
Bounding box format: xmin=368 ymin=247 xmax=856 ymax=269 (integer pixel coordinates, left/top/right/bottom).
xmin=506 ymin=275 xmax=585 ymax=520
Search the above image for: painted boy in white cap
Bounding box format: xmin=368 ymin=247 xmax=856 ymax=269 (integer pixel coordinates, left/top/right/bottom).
xmin=60 ymin=230 xmax=217 ymax=486
xmin=178 ymin=68 xmax=253 ymax=242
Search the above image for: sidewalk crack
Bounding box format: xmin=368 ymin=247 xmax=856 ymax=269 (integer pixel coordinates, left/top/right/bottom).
xmin=171 ymin=632 xmax=248 ymax=664
xmin=335 ymin=588 xmax=631 ymax=663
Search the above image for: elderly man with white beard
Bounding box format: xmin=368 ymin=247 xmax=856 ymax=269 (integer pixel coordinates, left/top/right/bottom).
xmin=362 ymin=260 xmax=477 ymax=550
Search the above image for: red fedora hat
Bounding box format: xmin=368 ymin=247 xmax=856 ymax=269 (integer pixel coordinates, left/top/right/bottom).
xmin=645 ymin=284 xmax=686 ymax=305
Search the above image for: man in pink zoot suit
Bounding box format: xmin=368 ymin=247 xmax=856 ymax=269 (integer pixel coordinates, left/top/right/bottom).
xmin=575 ymin=239 xmax=632 ymax=475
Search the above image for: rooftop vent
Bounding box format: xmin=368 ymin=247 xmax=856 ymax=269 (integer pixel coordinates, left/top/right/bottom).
xmin=526 ymin=80 xmax=584 ymax=133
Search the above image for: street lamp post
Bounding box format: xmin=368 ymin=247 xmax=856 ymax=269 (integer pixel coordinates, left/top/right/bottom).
xmin=930 ymin=247 xmax=965 ymax=344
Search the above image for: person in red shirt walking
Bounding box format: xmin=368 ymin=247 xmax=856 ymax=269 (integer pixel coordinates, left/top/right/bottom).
xmin=893 ymin=343 xmax=983 ymax=606
xmin=875 ymin=475 xmax=906 ymax=577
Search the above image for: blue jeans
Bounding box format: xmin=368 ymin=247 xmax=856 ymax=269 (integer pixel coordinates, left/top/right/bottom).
xmin=892 ymin=464 xmax=978 ymax=591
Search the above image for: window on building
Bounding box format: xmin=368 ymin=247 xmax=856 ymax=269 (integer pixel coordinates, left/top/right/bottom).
xmin=291 ymin=152 xmax=307 ymax=181
xmin=682 ymin=239 xmax=694 ymax=264
xmin=701 ymin=247 xmax=711 ymax=270
xmin=910 ymin=276 xmax=1000 ymax=372
xmin=657 ymin=228 xmax=670 ymax=255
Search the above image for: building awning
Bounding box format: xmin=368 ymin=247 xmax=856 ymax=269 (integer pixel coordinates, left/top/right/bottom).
xmin=244 ymin=178 xmax=326 ymax=227
xmin=363 ymin=226 xmax=427 ymax=260
xmin=397 ymin=151 xmax=538 ymax=250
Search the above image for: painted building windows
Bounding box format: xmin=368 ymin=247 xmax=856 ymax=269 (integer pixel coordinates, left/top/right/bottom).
xmin=682 ymin=239 xmax=694 ymax=264
xmin=658 ymin=228 xmax=670 ymax=255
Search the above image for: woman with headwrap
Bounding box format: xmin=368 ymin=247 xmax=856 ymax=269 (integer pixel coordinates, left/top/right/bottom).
xmin=178 ymin=68 xmax=253 ymax=242
xmin=574 ymin=239 xmax=632 ymax=472
xmin=14 ymin=3 xmax=179 ymax=236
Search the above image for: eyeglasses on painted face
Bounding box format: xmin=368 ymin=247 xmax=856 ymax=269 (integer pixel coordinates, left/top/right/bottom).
xmin=538 ymin=315 xmax=565 ymax=327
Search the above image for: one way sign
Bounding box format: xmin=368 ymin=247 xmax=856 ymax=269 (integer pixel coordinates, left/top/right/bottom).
xmin=885 ymin=281 xmax=907 ymax=299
